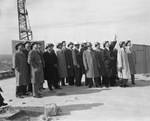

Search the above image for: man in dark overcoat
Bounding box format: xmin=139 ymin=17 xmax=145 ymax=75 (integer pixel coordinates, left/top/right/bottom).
xmin=94 ymin=42 xmax=106 ymax=87
xmin=65 ymin=42 xmax=75 ymax=85
xmin=72 ymin=42 xmax=83 ymax=86
xmin=102 ymin=41 xmax=116 ymax=87
xmin=13 ymin=42 xmax=30 ymax=98
xmin=23 ymin=41 xmax=32 ymax=94
xmin=43 ymin=43 xmax=61 ymax=90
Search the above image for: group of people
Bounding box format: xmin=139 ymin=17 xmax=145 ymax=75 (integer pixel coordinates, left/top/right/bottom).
xmin=12 ymin=39 xmax=136 ymax=98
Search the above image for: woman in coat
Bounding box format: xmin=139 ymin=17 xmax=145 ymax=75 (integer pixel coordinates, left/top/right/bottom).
xmin=13 ymin=42 xmax=30 ymax=98
xmin=56 ymin=42 xmax=68 ymax=86
xmin=125 ymin=40 xmax=136 ymax=84
xmin=117 ymin=41 xmax=131 ymax=87
xmin=28 ymin=42 xmax=43 ymax=98
xmin=83 ymin=42 xmax=100 ymax=88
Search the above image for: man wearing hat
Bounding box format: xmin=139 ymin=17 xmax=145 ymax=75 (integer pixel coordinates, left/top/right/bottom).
xmin=37 ymin=42 xmax=45 ymax=91
xmin=80 ymin=41 xmax=88 ymax=86
xmin=43 ymin=43 xmax=61 ymax=90
xmin=102 ymin=41 xmax=116 ymax=87
xmin=72 ymin=42 xmax=83 ymax=86
xmin=118 ymin=41 xmax=130 ymax=87
xmin=13 ymin=42 xmax=30 ymax=98
xmin=125 ymin=40 xmax=136 ymax=84
xmin=64 ymin=42 xmax=75 ymax=85
xmin=22 ymin=41 xmax=32 ymax=95
xmin=28 ymin=42 xmax=43 ymax=98
xmin=109 ymin=40 xmax=118 ymax=86
xmin=56 ymin=42 xmax=68 ymax=86
xmin=83 ymin=42 xmax=100 ymax=88
xmin=94 ymin=42 xmax=106 ymax=87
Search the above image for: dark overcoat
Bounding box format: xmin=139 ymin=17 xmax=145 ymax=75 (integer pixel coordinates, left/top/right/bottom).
xmin=13 ymin=51 xmax=30 ymax=86
xmin=43 ymin=51 xmax=58 ymax=80
xmin=95 ymin=48 xmax=106 ymax=76
xmin=64 ymin=49 xmax=74 ymax=77
xmin=102 ymin=48 xmax=116 ymax=77
xmin=83 ymin=49 xmax=100 ymax=78
xmin=28 ymin=50 xmax=43 ymax=84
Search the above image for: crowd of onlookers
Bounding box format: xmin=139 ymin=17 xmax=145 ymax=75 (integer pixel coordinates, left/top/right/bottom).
xmin=12 ymin=39 xmax=136 ymax=98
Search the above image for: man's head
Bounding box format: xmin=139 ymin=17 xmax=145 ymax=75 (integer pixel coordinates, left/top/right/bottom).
xmin=67 ymin=42 xmax=74 ymax=49
xmin=24 ymin=41 xmax=31 ymax=50
xmin=74 ymin=42 xmax=80 ymax=49
xmin=46 ymin=43 xmax=54 ymax=51
xmin=15 ymin=43 xmax=24 ymax=51
xmin=95 ymin=42 xmax=100 ymax=49
xmin=87 ymin=42 xmax=92 ymax=50
xmin=31 ymin=42 xmax=38 ymax=50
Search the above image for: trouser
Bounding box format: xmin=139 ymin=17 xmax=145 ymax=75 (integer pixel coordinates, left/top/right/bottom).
xmin=98 ymin=76 xmax=102 ymax=86
xmin=110 ymin=76 xmax=116 ymax=86
xmin=22 ymin=85 xmax=27 ymax=94
xmin=47 ymin=79 xmax=53 ymax=90
xmin=27 ymin=83 xmax=32 ymax=93
xmin=0 ymin=93 xmax=4 ymax=105
xmin=16 ymin=86 xmax=23 ymax=97
xmin=74 ymin=66 xmax=82 ymax=86
xmin=60 ymin=78 xmax=65 ymax=86
xmin=32 ymin=83 xmax=40 ymax=96
xmin=67 ymin=76 xmax=74 ymax=85
xmin=85 ymin=75 xmax=88 ymax=86
xmin=131 ymin=74 xmax=135 ymax=83
xmin=102 ymin=76 xmax=108 ymax=86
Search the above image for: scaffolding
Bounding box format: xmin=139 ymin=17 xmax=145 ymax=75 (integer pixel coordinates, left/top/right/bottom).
xmin=17 ymin=0 xmax=33 ymax=40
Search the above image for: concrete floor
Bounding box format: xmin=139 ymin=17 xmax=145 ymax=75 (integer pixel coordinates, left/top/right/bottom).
xmin=0 ymin=74 xmax=150 ymax=121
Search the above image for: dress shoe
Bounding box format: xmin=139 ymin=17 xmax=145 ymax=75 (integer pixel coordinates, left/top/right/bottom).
xmin=33 ymin=95 xmax=42 ymax=98
xmin=16 ymin=95 xmax=24 ymax=98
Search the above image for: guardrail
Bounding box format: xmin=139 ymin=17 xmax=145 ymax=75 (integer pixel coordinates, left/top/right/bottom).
xmin=0 ymin=70 xmax=15 ymax=80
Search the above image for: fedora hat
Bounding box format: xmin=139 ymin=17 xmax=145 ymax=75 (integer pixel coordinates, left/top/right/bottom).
xmin=67 ymin=42 xmax=74 ymax=47
xmin=103 ymin=41 xmax=109 ymax=48
xmin=45 ymin=43 xmax=54 ymax=49
xmin=15 ymin=42 xmax=24 ymax=50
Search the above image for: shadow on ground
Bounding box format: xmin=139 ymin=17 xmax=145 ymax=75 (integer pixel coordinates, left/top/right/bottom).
xmin=4 ymin=103 xmax=103 ymax=121
xmin=41 ymin=86 xmax=111 ymax=97
xmin=59 ymin=103 xmax=104 ymax=115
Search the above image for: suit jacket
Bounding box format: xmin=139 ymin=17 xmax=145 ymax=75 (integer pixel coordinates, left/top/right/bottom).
xmin=28 ymin=50 xmax=43 ymax=83
xmin=13 ymin=51 xmax=30 ymax=86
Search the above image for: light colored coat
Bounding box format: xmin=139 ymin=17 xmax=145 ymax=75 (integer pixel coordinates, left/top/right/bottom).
xmin=13 ymin=51 xmax=30 ymax=86
xmin=56 ymin=49 xmax=68 ymax=78
xmin=83 ymin=49 xmax=100 ymax=78
xmin=117 ymin=48 xmax=131 ymax=79
xmin=126 ymin=47 xmax=136 ymax=74
xmin=28 ymin=50 xmax=44 ymax=84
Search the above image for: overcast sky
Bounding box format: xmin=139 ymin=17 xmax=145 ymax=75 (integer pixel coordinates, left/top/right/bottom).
xmin=0 ymin=0 xmax=150 ymax=54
